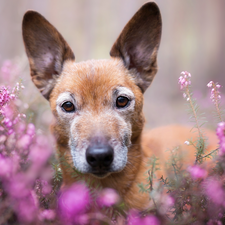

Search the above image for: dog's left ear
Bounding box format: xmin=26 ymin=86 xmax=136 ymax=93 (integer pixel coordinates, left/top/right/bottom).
xmin=22 ymin=11 xmax=75 ymax=99
xmin=110 ymin=2 xmax=162 ymax=92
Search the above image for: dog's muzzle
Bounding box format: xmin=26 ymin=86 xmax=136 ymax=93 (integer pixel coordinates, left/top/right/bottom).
xmin=86 ymin=136 xmax=114 ymax=177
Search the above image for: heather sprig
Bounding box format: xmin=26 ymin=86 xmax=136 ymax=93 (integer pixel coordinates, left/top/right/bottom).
xmin=179 ymin=71 xmax=207 ymax=164
xmin=207 ymin=81 xmax=224 ymax=122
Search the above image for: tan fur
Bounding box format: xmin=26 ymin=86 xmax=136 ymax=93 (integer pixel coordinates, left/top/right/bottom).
xmin=22 ymin=3 xmax=218 ymax=211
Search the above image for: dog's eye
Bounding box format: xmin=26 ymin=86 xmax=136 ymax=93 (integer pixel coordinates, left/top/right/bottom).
xmin=116 ymin=96 xmax=129 ymax=108
xmin=62 ymin=101 xmax=75 ymax=112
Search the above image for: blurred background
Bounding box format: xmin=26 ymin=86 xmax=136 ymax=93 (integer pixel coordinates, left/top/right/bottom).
xmin=0 ymin=0 xmax=225 ymax=132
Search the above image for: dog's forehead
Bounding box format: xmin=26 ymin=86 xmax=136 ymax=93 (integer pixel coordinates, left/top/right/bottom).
xmin=53 ymin=58 xmax=136 ymax=100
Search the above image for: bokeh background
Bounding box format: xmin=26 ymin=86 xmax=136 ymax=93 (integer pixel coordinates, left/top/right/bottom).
xmin=0 ymin=0 xmax=225 ymax=132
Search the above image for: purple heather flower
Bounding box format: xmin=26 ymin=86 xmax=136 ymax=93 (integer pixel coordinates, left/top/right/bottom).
xmin=41 ymin=180 xmax=52 ymax=195
xmin=29 ymin=137 xmax=53 ymax=171
xmin=187 ymin=165 xmax=207 ymax=180
xmin=178 ymin=71 xmax=191 ymax=90
xmin=17 ymin=134 xmax=32 ymax=149
xmin=159 ymin=195 xmax=175 ymax=214
xmin=207 ymin=81 xmax=222 ymax=103
xmin=26 ymin=123 xmax=35 ymax=136
xmin=0 ymin=155 xmax=12 ymax=178
xmin=204 ymin=178 xmax=224 ymax=205
xmin=97 ymin=188 xmax=120 ymax=207
xmin=127 ymin=210 xmax=141 ymax=225
xmin=0 ymin=60 xmax=19 ymax=82
xmin=142 ymin=215 xmax=160 ymax=225
xmin=216 ymin=122 xmax=225 ymax=155
xmin=128 ymin=210 xmax=160 ymax=225
xmin=0 ymin=87 xmax=12 ymax=108
xmin=39 ymin=209 xmax=56 ymax=221
xmin=207 ymin=220 xmax=222 ymax=225
xmin=58 ymin=183 xmax=90 ymax=222
xmin=7 ymin=173 xmax=31 ymax=198
xmin=14 ymin=191 xmax=38 ymax=223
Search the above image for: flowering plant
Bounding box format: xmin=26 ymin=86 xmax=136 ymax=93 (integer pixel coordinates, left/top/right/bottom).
xmin=1 ymin=60 xmax=225 ymax=225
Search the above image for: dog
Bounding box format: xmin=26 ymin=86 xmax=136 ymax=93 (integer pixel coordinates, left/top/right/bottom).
xmin=22 ymin=2 xmax=217 ymax=210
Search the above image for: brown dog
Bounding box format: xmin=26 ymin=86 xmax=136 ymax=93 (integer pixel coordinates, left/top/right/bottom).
xmin=22 ymin=2 xmax=217 ymax=210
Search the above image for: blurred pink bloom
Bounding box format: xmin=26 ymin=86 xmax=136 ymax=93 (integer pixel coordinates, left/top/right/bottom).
xmin=14 ymin=191 xmax=38 ymax=223
xmin=41 ymin=180 xmax=52 ymax=195
xmin=127 ymin=210 xmax=141 ymax=225
xmin=26 ymin=123 xmax=35 ymax=136
xmin=16 ymin=121 xmax=26 ymax=133
xmin=7 ymin=173 xmax=31 ymax=198
xmin=39 ymin=209 xmax=56 ymax=221
xmin=0 ymin=135 xmax=6 ymax=144
xmin=29 ymin=137 xmax=52 ymax=170
xmin=216 ymin=122 xmax=225 ymax=155
xmin=188 ymin=165 xmax=207 ymax=180
xmin=204 ymin=178 xmax=225 ymax=205
xmin=58 ymin=183 xmax=90 ymax=222
xmin=142 ymin=215 xmax=160 ymax=225
xmin=0 ymin=155 xmax=12 ymax=178
xmin=0 ymin=60 xmax=19 ymax=82
xmin=17 ymin=134 xmax=32 ymax=149
xmin=159 ymin=195 xmax=175 ymax=214
xmin=1 ymin=104 xmax=14 ymax=118
xmin=207 ymin=219 xmax=222 ymax=225
xmin=128 ymin=210 xmax=160 ymax=225
xmin=97 ymin=188 xmax=120 ymax=207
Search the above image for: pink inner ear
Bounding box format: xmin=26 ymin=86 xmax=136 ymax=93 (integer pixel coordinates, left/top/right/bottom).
xmin=42 ymin=52 xmax=54 ymax=68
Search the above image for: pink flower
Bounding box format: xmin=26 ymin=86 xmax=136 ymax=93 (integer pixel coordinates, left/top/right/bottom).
xmin=17 ymin=134 xmax=32 ymax=149
xmin=127 ymin=210 xmax=141 ymax=225
xmin=0 ymin=86 xmax=13 ymax=107
xmin=39 ymin=209 xmax=56 ymax=221
xmin=58 ymin=183 xmax=90 ymax=222
xmin=188 ymin=165 xmax=207 ymax=180
xmin=159 ymin=195 xmax=175 ymax=214
xmin=207 ymin=81 xmax=222 ymax=103
xmin=97 ymin=188 xmax=120 ymax=207
xmin=29 ymin=137 xmax=52 ymax=170
xmin=207 ymin=81 xmax=213 ymax=88
xmin=204 ymin=178 xmax=225 ymax=205
xmin=142 ymin=215 xmax=160 ymax=225
xmin=7 ymin=173 xmax=31 ymax=198
xmin=0 ymin=155 xmax=12 ymax=178
xmin=41 ymin=180 xmax=52 ymax=195
xmin=26 ymin=123 xmax=35 ymax=136
xmin=14 ymin=191 xmax=38 ymax=223
xmin=128 ymin=210 xmax=160 ymax=225
xmin=216 ymin=122 xmax=225 ymax=155
xmin=178 ymin=71 xmax=191 ymax=90
xmin=207 ymin=220 xmax=222 ymax=225
xmin=0 ymin=60 xmax=19 ymax=82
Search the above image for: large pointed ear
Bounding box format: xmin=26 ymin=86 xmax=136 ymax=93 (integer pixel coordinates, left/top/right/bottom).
xmin=22 ymin=11 xmax=75 ymax=99
xmin=110 ymin=2 xmax=162 ymax=92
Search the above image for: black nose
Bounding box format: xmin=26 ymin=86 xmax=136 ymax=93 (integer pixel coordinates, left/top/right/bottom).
xmin=86 ymin=145 xmax=114 ymax=168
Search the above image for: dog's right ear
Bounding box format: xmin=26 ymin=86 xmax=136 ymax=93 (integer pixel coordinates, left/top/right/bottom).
xmin=110 ymin=2 xmax=162 ymax=93
xmin=22 ymin=11 xmax=75 ymax=99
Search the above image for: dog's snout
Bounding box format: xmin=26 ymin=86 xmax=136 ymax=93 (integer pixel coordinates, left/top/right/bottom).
xmin=86 ymin=144 xmax=114 ymax=168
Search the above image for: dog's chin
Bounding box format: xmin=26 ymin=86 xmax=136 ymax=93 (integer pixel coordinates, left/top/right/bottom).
xmin=90 ymin=171 xmax=111 ymax=179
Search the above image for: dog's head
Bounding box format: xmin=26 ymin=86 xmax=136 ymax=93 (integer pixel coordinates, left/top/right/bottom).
xmin=22 ymin=3 xmax=161 ymax=178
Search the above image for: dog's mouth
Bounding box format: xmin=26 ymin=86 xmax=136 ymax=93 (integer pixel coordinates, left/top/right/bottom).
xmin=90 ymin=170 xmax=111 ymax=178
